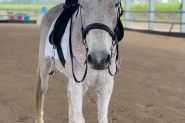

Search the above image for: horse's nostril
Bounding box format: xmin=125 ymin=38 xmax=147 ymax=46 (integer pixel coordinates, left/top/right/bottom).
xmin=87 ymin=53 xmax=111 ymax=66
xmin=105 ymin=54 xmax=111 ymax=64
xmin=87 ymin=55 xmax=93 ymax=64
xmin=87 ymin=52 xmax=111 ymax=70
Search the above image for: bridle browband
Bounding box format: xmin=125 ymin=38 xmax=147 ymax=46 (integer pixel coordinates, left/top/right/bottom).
xmin=68 ymin=0 xmax=124 ymax=83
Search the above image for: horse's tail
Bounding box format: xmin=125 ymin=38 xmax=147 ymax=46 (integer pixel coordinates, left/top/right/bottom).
xmin=35 ymin=66 xmax=42 ymax=123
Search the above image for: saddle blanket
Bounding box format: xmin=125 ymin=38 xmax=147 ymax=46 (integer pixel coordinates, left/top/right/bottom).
xmin=44 ymin=16 xmax=71 ymax=60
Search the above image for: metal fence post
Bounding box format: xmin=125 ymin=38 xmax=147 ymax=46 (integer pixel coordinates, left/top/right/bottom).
xmin=181 ymin=0 xmax=185 ymax=33
xmin=148 ymin=0 xmax=155 ymax=30
xmin=124 ymin=0 xmax=130 ymax=28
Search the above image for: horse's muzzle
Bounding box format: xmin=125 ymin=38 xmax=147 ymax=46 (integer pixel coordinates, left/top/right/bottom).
xmin=87 ymin=52 xmax=111 ymax=70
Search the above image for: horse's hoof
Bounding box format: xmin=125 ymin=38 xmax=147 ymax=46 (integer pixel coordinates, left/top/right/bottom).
xmin=35 ymin=121 xmax=44 ymax=123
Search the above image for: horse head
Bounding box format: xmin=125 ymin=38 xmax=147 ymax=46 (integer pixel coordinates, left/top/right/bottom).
xmin=79 ymin=0 xmax=122 ymax=70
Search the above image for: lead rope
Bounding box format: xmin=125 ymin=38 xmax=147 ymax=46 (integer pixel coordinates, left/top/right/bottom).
xmin=69 ymin=15 xmax=88 ymax=83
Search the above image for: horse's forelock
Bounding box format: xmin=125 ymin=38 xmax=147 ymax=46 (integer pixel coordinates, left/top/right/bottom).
xmin=80 ymin=0 xmax=118 ymax=26
xmin=80 ymin=0 xmax=118 ymax=10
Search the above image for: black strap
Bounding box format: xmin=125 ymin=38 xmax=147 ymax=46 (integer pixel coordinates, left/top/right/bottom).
xmin=82 ymin=23 xmax=116 ymax=40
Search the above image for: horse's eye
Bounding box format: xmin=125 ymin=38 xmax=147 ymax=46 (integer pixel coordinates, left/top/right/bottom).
xmin=115 ymin=2 xmax=119 ymax=8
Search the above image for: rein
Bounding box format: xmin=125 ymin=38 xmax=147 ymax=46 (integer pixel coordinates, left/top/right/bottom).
xmin=68 ymin=0 xmax=124 ymax=82
xmin=69 ymin=18 xmax=88 ymax=82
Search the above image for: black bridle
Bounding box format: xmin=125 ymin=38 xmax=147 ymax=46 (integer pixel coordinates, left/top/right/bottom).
xmin=69 ymin=0 xmax=124 ymax=83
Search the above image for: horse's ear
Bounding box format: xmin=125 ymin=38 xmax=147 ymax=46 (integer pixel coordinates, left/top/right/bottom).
xmin=115 ymin=19 xmax=124 ymax=42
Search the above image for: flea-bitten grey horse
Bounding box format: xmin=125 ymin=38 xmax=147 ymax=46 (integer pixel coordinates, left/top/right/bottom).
xmin=35 ymin=0 xmax=123 ymax=123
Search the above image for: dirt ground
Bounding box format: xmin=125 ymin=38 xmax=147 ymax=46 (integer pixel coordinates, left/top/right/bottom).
xmin=0 ymin=24 xmax=185 ymax=123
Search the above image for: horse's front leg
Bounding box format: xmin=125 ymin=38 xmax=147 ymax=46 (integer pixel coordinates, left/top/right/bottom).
xmin=68 ymin=79 xmax=85 ymax=123
xmin=96 ymin=77 xmax=114 ymax=123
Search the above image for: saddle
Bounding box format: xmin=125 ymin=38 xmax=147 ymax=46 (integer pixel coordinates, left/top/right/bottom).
xmin=49 ymin=3 xmax=124 ymax=67
xmin=49 ymin=4 xmax=79 ymax=45
xmin=49 ymin=4 xmax=80 ymax=67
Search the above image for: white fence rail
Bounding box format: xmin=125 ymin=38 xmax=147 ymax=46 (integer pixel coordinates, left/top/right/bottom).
xmin=123 ymin=0 xmax=185 ymax=33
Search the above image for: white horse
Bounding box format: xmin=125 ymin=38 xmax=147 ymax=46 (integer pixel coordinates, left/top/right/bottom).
xmin=35 ymin=0 xmax=123 ymax=123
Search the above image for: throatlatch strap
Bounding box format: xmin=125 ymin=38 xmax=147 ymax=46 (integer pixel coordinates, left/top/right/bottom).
xmin=49 ymin=3 xmax=79 ymax=67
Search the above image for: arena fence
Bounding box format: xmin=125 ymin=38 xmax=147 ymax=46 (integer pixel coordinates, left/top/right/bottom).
xmin=0 ymin=1 xmax=185 ymax=34
xmin=0 ymin=9 xmax=37 ymax=23
xmin=123 ymin=0 xmax=185 ymax=33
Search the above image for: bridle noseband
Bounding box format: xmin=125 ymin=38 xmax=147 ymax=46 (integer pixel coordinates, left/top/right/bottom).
xmin=82 ymin=23 xmax=116 ymax=40
xmin=69 ymin=0 xmax=124 ymax=83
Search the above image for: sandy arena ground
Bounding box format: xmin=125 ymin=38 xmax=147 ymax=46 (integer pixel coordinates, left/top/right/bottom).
xmin=0 ymin=24 xmax=185 ymax=123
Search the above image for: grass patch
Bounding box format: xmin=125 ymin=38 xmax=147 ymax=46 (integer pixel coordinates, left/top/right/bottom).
xmin=155 ymin=2 xmax=181 ymax=11
xmin=130 ymin=3 xmax=149 ymax=11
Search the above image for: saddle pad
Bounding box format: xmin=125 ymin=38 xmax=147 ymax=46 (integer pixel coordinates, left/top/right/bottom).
xmin=44 ymin=17 xmax=71 ymax=60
